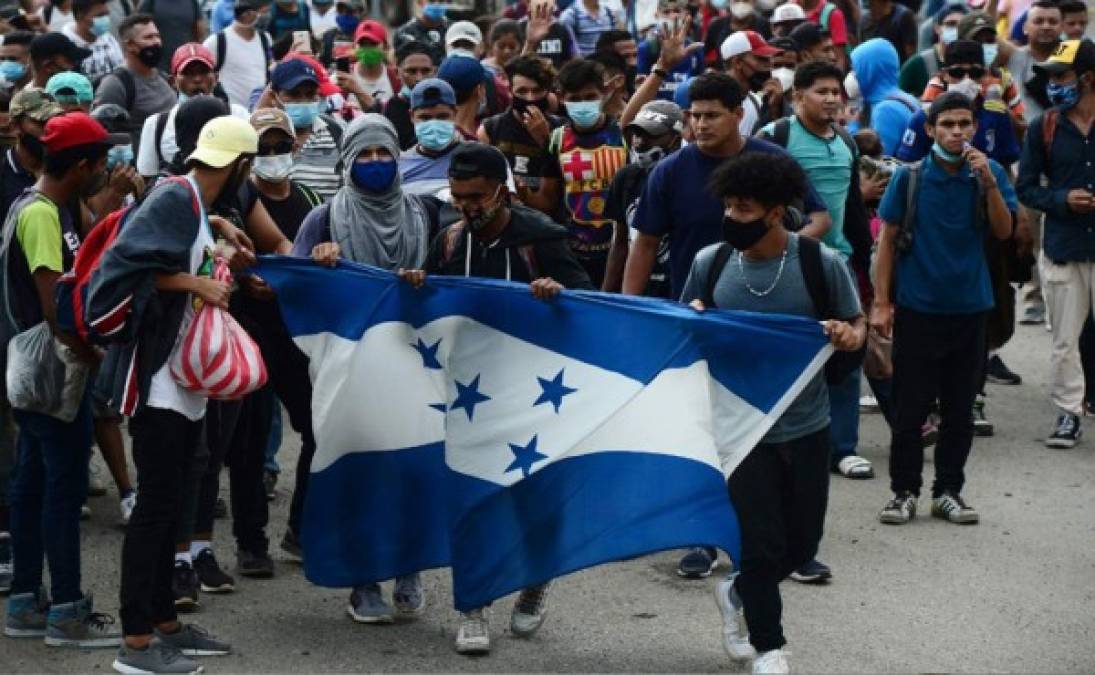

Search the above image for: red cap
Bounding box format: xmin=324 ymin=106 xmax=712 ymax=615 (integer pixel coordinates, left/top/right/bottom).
xmin=171 ymin=42 xmax=215 ymax=75
xmin=354 ymin=20 xmax=388 ymax=47
xmin=41 ymin=112 xmax=123 ymax=153
xmin=282 ymin=54 xmax=340 ymax=97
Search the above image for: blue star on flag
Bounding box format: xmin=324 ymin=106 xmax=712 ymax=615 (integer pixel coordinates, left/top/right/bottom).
xmin=451 ymin=374 xmax=490 ymax=421
xmin=505 ymin=435 xmax=549 ymax=478
xmin=534 ymin=368 xmax=577 ymax=414
xmin=411 ymin=337 xmax=443 ymax=369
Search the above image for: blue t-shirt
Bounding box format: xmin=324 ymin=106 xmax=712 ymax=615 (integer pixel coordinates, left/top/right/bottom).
xmin=634 ymin=140 xmax=830 ymax=296
xmin=895 ymin=107 xmax=1021 ymax=166
xmin=636 ymin=37 xmax=705 ymax=102
xmin=878 ymin=154 xmax=1018 ymax=314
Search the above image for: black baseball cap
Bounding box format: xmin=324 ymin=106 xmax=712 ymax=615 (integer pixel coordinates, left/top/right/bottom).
xmin=944 ymin=40 xmax=984 ymax=67
xmin=30 ymin=32 xmax=92 ymax=64
xmin=788 ymin=22 xmax=830 ymax=51
xmin=1034 ymin=39 xmax=1095 ymax=77
xmin=448 ymin=143 xmax=508 ymax=183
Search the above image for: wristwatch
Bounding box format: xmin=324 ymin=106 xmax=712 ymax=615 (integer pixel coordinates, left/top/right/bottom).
xmin=652 ymin=67 xmax=669 ymax=80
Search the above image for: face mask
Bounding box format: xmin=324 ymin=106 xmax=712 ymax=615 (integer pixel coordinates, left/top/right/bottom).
xmin=335 ymin=13 xmax=359 ymax=36
xmin=137 ymin=45 xmax=163 ymax=68
xmin=710 ymin=0 xmax=728 ymax=8
xmin=177 ymin=92 xmax=192 ymax=106
xmin=91 ymin=15 xmax=112 ymax=37
xmin=283 ymin=101 xmax=320 ymax=128
xmin=423 ymin=3 xmax=447 ymax=22
xmin=107 ymin=144 xmax=134 ymax=170
xmin=20 ymin=133 xmax=45 ymax=161
xmin=414 ymin=119 xmax=455 ymax=152
xmin=463 ymin=185 xmax=504 ymax=231
xmin=0 ymin=61 xmax=26 ymax=83
xmin=356 ymin=46 xmax=385 ymax=67
xmin=843 ymin=71 xmax=860 ymax=99
xmin=747 ymin=69 xmax=771 ymax=91
xmin=630 ymin=145 xmax=666 ymax=170
xmin=449 ymin=47 xmax=476 ymax=59
xmin=948 ymin=77 xmax=981 ymax=101
xmin=982 ymin=43 xmax=998 ymax=67
xmin=772 ymin=67 xmax=794 ymax=92
xmin=253 ymin=153 xmax=294 ymax=182
xmin=1047 ymin=80 xmax=1080 ymax=108
xmin=351 ymin=159 xmax=397 ymax=193
xmin=931 ymin=141 xmax=964 ymax=163
xmin=565 ymin=100 xmax=602 ymax=128
xmin=940 ymin=26 xmax=958 ymax=45
xmin=512 ymin=95 xmax=547 ymax=115
xmin=723 ymin=211 xmax=771 ymax=250
xmin=400 ymin=84 xmax=411 ymax=98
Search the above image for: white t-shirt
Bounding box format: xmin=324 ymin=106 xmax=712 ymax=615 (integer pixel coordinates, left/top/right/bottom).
xmin=203 ymin=27 xmax=270 ymax=108
xmin=40 ymin=6 xmax=73 ymax=31
xmin=136 ymin=101 xmax=250 ymax=177
xmin=146 ymin=175 xmax=215 ymax=422
xmin=308 ymin=2 xmax=338 ymax=39
xmin=354 ymin=70 xmax=395 ymax=108
xmin=740 ymin=92 xmax=761 ymax=138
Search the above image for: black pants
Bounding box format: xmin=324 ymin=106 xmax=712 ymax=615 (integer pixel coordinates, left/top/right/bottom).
xmin=1081 ymin=313 xmax=1095 ymax=407
xmin=890 ymin=308 xmax=985 ymax=498
xmin=121 ymin=407 xmax=203 ymax=636
xmin=728 ymin=427 xmax=830 ymax=653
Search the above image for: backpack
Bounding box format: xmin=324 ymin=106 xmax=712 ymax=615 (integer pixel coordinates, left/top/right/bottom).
xmin=214 ymin=29 xmax=272 ymax=78
xmin=54 ymin=176 xmax=197 ymax=347
xmin=110 ymin=66 xmax=172 ymax=112
xmin=894 ymin=159 xmax=987 ymax=254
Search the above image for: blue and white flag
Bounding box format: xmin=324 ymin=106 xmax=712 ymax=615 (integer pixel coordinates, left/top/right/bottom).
xmin=257 ymin=257 xmax=832 ymax=611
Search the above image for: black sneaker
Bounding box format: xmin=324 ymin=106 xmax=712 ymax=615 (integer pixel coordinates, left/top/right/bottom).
xmin=171 ymin=561 xmax=200 ymax=611
xmin=263 ymin=471 xmax=277 ymax=501
xmin=192 ymin=548 xmax=235 ymax=593
xmin=237 ymin=549 xmax=274 ymax=578
xmin=985 ymin=355 xmax=1021 ymax=385
xmin=676 ymin=547 xmax=717 ymax=578
xmin=1046 ymin=414 xmax=1082 ymax=449
xmin=213 ymin=497 xmax=227 ymax=519
xmin=789 ymin=558 xmax=832 ymax=584
xmin=280 ymin=530 xmax=303 ymax=563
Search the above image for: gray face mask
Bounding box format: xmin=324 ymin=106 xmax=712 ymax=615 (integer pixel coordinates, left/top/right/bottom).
xmin=630 ymin=145 xmax=666 ymax=169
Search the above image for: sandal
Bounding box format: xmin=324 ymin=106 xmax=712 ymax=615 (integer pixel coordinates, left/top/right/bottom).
xmin=837 ymin=455 xmax=874 ymax=479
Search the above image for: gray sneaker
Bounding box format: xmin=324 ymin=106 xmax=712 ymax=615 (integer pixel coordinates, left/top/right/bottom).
xmin=347 ymin=583 xmax=394 ymax=624
xmin=45 ymin=595 xmax=122 ymax=648
xmin=393 ymin=573 xmax=425 ymax=617
xmin=4 ymin=588 xmax=49 ymax=638
xmin=510 ymin=582 xmax=550 ymax=637
xmin=112 ymin=642 xmax=202 ymax=675
xmin=154 ymin=623 xmax=231 ymax=656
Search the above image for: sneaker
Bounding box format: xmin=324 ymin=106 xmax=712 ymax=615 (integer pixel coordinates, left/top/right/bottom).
xmin=931 ymin=491 xmax=980 ymax=524
xmin=985 ymin=355 xmax=1021 ymax=385
xmin=119 ymin=490 xmax=137 ymax=527
xmin=212 ymin=497 xmax=227 ymax=520
xmin=1046 ymin=414 xmax=1082 ymax=449
xmin=347 ymin=583 xmax=394 ymax=624
xmin=193 ymin=549 xmax=235 ymax=593
xmin=88 ymin=461 xmax=108 ymax=497
xmin=393 ymin=573 xmax=425 ymax=617
xmin=0 ymin=532 xmax=11 ymax=594
xmin=263 ymin=471 xmax=277 ymax=501
xmin=154 ymin=623 xmax=231 ymax=656
xmin=973 ymin=398 xmax=994 ymax=437
xmin=879 ymin=491 xmax=917 ymax=525
xmin=676 ymin=546 xmax=718 ymax=578
xmin=859 ymin=394 xmax=879 ymax=413
xmin=510 ymin=582 xmax=550 ymax=637
xmin=454 ymin=608 xmax=490 ymax=655
xmin=753 ymin=648 xmax=791 ymax=674
xmin=834 ymin=455 xmax=874 ymax=479
xmin=4 ymin=588 xmax=49 ymax=637
xmin=713 ymin=577 xmax=756 ymax=660
xmin=172 ymin=561 xmax=199 ymax=611
xmin=44 ymin=595 xmax=122 ymax=648
xmin=789 ymin=559 xmax=832 ymax=584
xmin=113 ymin=642 xmax=202 ymax=675
xmin=1019 ymin=304 xmax=1045 ymax=325
xmin=279 ymin=530 xmax=302 ymax=563
xmin=236 ymin=549 xmax=274 ymax=579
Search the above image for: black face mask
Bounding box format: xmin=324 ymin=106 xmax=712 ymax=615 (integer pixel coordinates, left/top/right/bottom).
xmin=137 ymin=45 xmax=163 ymax=68
xmin=747 ymin=69 xmax=771 ymax=92
xmin=723 ymin=212 xmax=771 ymax=250
xmin=212 ymin=159 xmax=250 ymax=217
xmin=512 ymin=95 xmax=547 ymax=115
xmin=20 ymin=133 xmax=46 ymax=161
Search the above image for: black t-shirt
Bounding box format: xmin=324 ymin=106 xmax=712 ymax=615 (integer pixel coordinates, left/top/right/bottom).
xmin=241 ymin=180 xmax=317 ymax=243
xmin=860 ymin=4 xmax=917 ymax=63
xmin=384 ymin=94 xmax=417 ymax=152
xmin=394 ymin=18 xmax=448 ymax=65
xmin=0 ymin=149 xmax=35 ymax=226
xmin=483 ymin=109 xmax=564 ymax=192
xmin=523 ymin=21 xmax=577 ymax=69
xmin=604 ymin=164 xmax=671 ymax=299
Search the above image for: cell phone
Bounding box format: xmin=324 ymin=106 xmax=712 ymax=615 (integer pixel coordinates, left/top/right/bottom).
xmin=336 ymin=56 xmax=351 ymax=73
xmin=292 ymin=30 xmax=313 ymax=55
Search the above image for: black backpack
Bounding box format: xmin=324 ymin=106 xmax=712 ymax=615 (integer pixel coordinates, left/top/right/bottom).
xmin=108 ymin=66 xmax=171 ymax=112
xmin=214 ymin=29 xmax=272 ymax=77
xmin=701 ymin=236 xmax=865 ymax=385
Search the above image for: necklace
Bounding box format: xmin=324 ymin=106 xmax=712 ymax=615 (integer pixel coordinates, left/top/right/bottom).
xmin=736 ymin=246 xmax=788 ymax=297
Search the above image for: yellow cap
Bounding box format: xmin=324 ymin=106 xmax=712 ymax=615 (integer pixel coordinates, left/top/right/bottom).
xmin=187 ymin=116 xmax=259 ymax=168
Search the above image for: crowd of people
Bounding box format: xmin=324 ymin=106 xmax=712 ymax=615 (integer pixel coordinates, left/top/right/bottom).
xmin=0 ymin=0 xmax=1091 ymax=673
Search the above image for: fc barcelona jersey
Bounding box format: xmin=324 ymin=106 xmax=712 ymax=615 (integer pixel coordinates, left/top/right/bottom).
xmin=551 ymin=122 xmax=628 ymax=257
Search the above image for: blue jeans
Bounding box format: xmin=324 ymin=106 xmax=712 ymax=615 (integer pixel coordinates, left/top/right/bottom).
xmin=9 ymin=399 xmax=93 ymax=604
xmin=828 ymin=367 xmax=862 ymax=464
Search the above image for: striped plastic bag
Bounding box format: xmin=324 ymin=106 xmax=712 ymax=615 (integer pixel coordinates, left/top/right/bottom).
xmin=169 ymin=256 xmax=267 ymax=400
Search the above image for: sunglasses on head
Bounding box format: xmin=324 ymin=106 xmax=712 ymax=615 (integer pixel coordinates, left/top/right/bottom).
xmin=945 ymin=65 xmax=986 ymax=80
xmin=257 ymin=140 xmax=294 ymax=156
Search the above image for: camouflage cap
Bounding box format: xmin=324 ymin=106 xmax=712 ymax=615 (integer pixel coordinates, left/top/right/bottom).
xmin=9 ymin=88 xmax=62 ymax=122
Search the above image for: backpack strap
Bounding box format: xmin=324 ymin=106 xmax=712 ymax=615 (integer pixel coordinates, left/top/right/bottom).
xmin=819 ymin=2 xmax=835 ymax=30
xmin=768 ymin=117 xmax=792 ymax=147
xmin=259 ymin=30 xmax=272 ymax=77
xmin=885 ymin=93 xmax=918 ymax=113
xmin=441 ymin=222 xmax=466 ymax=264
xmin=215 ymin=31 xmax=226 ymax=72
xmin=796 ymin=235 xmax=831 ymax=319
xmin=548 ymin=125 xmax=565 ymax=156
xmin=899 ymin=160 xmax=922 ymax=250
xmin=920 ymin=47 xmax=939 ymax=79
xmin=297 ymin=182 xmax=323 ymax=209
xmin=112 ymin=67 xmax=136 ymax=111
xmin=483 ymin=114 xmax=501 ymax=144
xmin=832 ymin=123 xmax=858 ymax=161
xmin=702 ymin=243 xmax=733 ymax=309
xmin=1042 ymin=108 xmax=1059 ymax=167
xmin=516 ymin=245 xmax=540 ymax=280
xmin=153 ymin=111 xmax=170 ymax=168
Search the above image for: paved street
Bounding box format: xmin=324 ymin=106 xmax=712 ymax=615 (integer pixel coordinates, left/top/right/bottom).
xmin=5 ymin=318 xmax=1095 ymax=673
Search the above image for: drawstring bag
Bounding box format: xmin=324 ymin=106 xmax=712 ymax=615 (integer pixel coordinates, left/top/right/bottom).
xmin=169 ymin=256 xmax=267 ymax=400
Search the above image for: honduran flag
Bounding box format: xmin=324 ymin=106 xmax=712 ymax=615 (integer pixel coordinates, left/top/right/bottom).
xmin=256 ymin=257 xmax=831 ymax=611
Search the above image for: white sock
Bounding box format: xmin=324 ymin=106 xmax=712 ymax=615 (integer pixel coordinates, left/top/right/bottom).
xmin=190 ymin=540 xmax=212 ymax=559
xmin=174 ymin=551 xmax=191 ymax=565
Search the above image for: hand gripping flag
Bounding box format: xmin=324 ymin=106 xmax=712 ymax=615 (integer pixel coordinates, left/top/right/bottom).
xmin=257 ymin=257 xmax=832 ymax=611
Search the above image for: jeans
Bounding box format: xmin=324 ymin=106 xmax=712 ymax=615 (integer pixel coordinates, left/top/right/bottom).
xmin=889 ymin=308 xmax=985 ymax=498
xmin=9 ymin=400 xmax=93 ymax=604
xmin=828 ymin=367 xmax=862 ymax=464
xmin=121 ymin=406 xmax=204 ymax=636
xmin=728 ymin=427 xmax=830 ymax=653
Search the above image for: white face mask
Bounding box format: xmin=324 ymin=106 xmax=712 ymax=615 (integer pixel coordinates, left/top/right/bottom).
xmin=772 ymin=67 xmax=795 ymax=93
xmin=948 ymin=77 xmax=981 ymax=101
xmin=252 ymin=153 xmax=294 ymax=182
xmin=843 ymin=71 xmax=860 ymax=99
xmin=940 ymin=26 xmax=958 ymax=45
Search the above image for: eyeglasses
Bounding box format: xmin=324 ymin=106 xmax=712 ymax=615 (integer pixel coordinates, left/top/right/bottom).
xmin=945 ymin=66 xmax=986 ymax=80
xmin=257 ymin=140 xmax=294 ymax=156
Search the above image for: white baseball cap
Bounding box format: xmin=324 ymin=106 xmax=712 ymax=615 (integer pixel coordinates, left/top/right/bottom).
xmin=721 ymin=30 xmax=783 ymax=61
xmin=445 ymin=21 xmax=483 ymax=48
xmin=771 ymin=3 xmax=806 ymax=24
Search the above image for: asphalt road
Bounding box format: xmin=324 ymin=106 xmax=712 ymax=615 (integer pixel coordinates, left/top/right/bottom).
xmin=4 ymin=318 xmax=1095 ymax=673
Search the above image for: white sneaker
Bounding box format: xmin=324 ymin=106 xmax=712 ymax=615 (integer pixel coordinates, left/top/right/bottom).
xmin=510 ymin=582 xmax=550 ymax=637
xmin=88 ymin=460 xmax=108 ymax=497
xmin=119 ymin=491 xmax=137 ymax=526
xmin=455 ymin=608 xmax=490 ymax=655
xmin=714 ymin=577 xmax=756 ymax=660
xmin=753 ymin=648 xmax=790 ymax=674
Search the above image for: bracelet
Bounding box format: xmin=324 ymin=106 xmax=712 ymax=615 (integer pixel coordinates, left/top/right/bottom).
xmin=652 ymin=67 xmax=668 ymax=79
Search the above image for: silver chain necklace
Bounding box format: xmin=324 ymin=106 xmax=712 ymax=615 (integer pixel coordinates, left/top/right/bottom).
xmin=736 ymin=246 xmax=788 ymax=297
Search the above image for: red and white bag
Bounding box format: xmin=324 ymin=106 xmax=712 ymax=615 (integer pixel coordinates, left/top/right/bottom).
xmin=169 ymin=257 xmax=267 ymax=400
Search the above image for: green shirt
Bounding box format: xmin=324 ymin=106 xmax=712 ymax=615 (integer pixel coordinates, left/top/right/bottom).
xmin=16 ymin=196 xmax=64 ymax=274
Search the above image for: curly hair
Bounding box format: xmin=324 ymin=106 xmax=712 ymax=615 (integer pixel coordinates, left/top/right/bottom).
xmin=708 ymin=152 xmax=807 ymax=208
xmin=505 ymin=54 xmax=556 ymax=91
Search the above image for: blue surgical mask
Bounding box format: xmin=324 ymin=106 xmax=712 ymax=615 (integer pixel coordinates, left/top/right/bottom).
xmin=1046 ymin=80 xmax=1080 ymax=108
xmin=982 ymin=43 xmax=998 ymax=67
xmin=177 ymin=92 xmax=190 ymax=106
xmin=335 ymin=13 xmax=359 ymax=36
xmin=107 ymin=144 xmax=134 ymax=170
xmin=710 ymin=0 xmax=728 ymax=8
xmin=565 ymin=100 xmax=603 ymax=129
xmin=0 ymin=60 xmax=26 ymax=83
xmin=91 ymin=15 xmax=112 ymax=37
xmin=940 ymin=26 xmax=958 ymax=45
xmin=283 ymin=101 xmax=320 ymax=129
xmin=415 ymin=119 xmax=456 ymax=152
xmin=423 ymin=3 xmax=447 ymax=22
xmin=931 ymin=141 xmax=964 ymax=163
xmin=351 ymin=159 xmax=398 ymax=193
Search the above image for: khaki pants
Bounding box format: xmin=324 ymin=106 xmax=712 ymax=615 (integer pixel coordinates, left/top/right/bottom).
xmin=1042 ymin=257 xmax=1095 ymax=416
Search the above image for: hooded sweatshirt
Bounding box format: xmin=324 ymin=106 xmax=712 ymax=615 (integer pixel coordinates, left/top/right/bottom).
xmin=851 ymin=38 xmax=921 ymax=156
